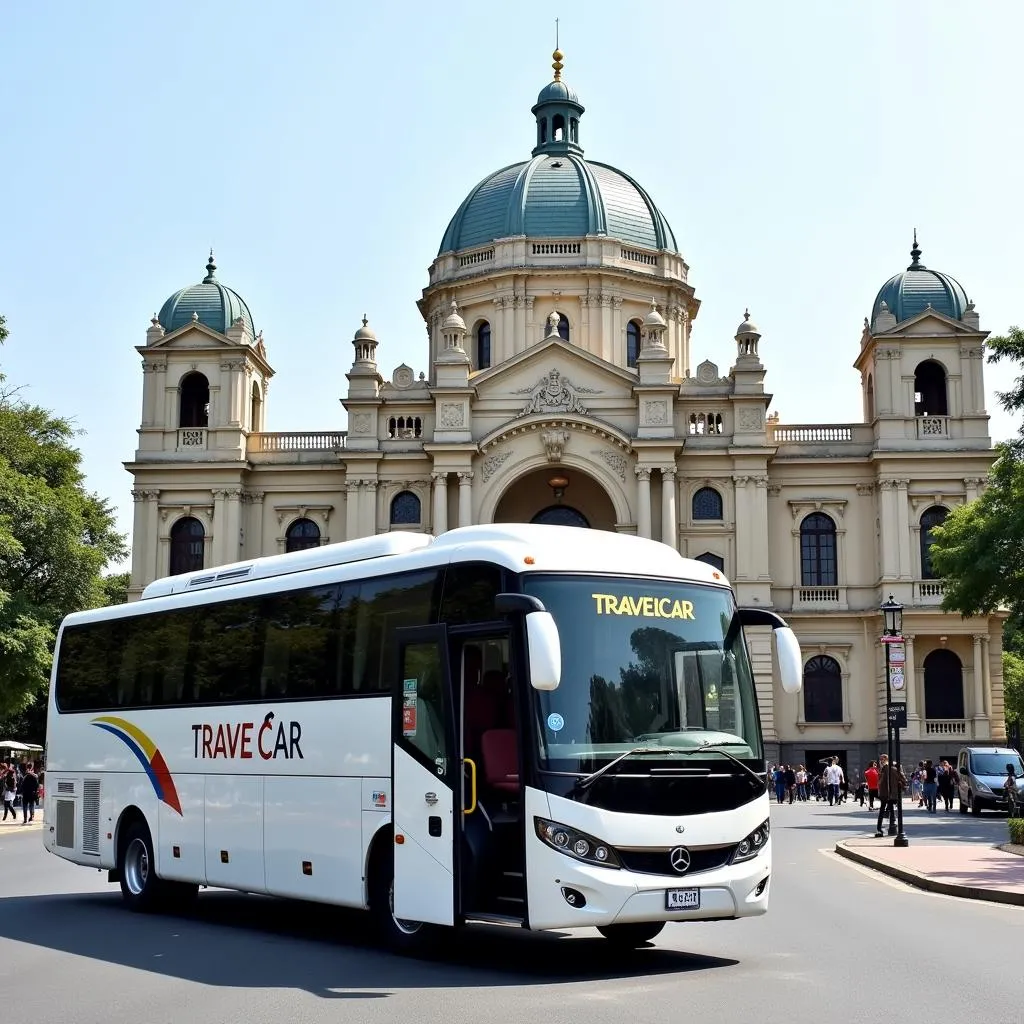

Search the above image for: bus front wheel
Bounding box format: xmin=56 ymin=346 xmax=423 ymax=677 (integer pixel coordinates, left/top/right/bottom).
xmin=118 ymin=821 xmax=163 ymax=912
xmin=368 ymin=847 xmax=430 ymax=954
xmin=597 ymin=922 xmax=665 ymax=947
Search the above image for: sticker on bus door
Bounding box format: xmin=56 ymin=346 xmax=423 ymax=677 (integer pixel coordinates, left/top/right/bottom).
xmin=402 ymin=678 xmax=418 ymax=736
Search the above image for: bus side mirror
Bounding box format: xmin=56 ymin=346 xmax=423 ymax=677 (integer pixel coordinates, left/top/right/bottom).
xmin=774 ymin=626 xmax=802 ymax=694
xmin=526 ymin=611 xmax=561 ymax=692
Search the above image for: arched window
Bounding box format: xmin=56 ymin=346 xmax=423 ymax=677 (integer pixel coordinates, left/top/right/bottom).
xmin=169 ymin=516 xmax=205 ymax=576
xmin=179 ymin=372 xmax=210 ymax=428
xmin=390 ymin=490 xmax=421 ymax=526
xmin=866 ymin=373 xmax=874 ymax=421
xmin=626 ymin=319 xmax=641 ymax=368
xmin=692 ymin=487 xmax=723 ymax=521
xmin=923 ymin=648 xmax=965 ymax=720
xmin=539 ymin=118 xmax=548 ymax=145
xmin=286 ymin=518 xmax=320 ymax=553
xmin=695 ymin=552 xmax=725 ymax=572
xmin=800 ymin=512 xmax=837 ymax=586
xmin=552 ymin=114 xmax=565 ymax=142
xmin=570 ymin=118 xmax=578 ymax=143
xmin=531 ymin=505 xmax=589 ymax=528
xmin=476 ymin=321 xmax=491 ymax=370
xmin=920 ymin=505 xmax=949 ymax=580
xmin=803 ymin=655 xmax=843 ymax=723
xmin=914 ymin=360 xmax=948 ymax=416
xmin=250 ymin=381 xmax=262 ymax=432
xmin=557 ymin=312 xmax=570 ymax=341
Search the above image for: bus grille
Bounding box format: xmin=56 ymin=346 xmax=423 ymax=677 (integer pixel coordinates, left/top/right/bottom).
xmin=55 ymin=799 xmax=75 ymax=849
xmin=618 ymin=845 xmax=736 ymax=876
xmin=82 ymin=780 xmax=101 ymax=854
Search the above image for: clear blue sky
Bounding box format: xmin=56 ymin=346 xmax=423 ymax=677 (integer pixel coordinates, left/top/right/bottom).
xmin=2 ymin=1 xmax=1022 ymax=561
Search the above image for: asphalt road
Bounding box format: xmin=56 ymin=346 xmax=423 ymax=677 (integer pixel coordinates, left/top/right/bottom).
xmin=0 ymin=800 xmax=1018 ymax=1024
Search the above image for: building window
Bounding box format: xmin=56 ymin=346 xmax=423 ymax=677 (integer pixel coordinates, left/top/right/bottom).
xmin=179 ymin=372 xmax=210 ymax=428
xmin=914 ymin=360 xmax=948 ymax=416
xmin=169 ymin=516 xmax=205 ymax=576
xmin=800 ymin=512 xmax=837 ymax=586
xmin=923 ymin=649 xmax=965 ymax=720
xmin=531 ymin=505 xmax=589 ymax=528
xmin=695 ymin=552 xmax=725 ymax=572
xmin=390 ymin=490 xmax=421 ymax=526
xmin=552 ymin=113 xmax=565 ymax=142
xmin=803 ymin=655 xmax=843 ymax=723
xmin=387 ymin=416 xmax=422 ymax=439
xmin=866 ymin=373 xmax=874 ymax=421
xmin=249 ymin=381 xmax=262 ymax=432
xmin=476 ymin=321 xmax=491 ymax=370
xmin=626 ymin=319 xmax=641 ymax=368
xmin=920 ymin=505 xmax=949 ymax=579
xmin=557 ymin=312 xmax=570 ymax=341
xmin=692 ymin=487 xmax=723 ymax=521
xmin=286 ymin=518 xmax=321 ymax=552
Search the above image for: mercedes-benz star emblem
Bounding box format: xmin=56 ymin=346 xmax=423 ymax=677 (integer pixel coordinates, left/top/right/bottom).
xmin=669 ymin=846 xmax=691 ymax=874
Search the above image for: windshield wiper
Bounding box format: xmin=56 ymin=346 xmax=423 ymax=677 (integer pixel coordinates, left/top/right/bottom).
xmin=673 ymin=742 xmax=765 ymax=788
xmin=574 ymin=747 xmax=666 ymax=791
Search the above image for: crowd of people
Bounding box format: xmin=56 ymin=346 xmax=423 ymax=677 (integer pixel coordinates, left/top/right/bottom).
xmin=1 ymin=760 xmax=42 ymax=825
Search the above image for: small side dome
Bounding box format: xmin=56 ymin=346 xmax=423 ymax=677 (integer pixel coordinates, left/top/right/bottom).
xmin=442 ymin=300 xmax=466 ymax=332
xmin=158 ymin=252 xmax=255 ymax=337
xmin=354 ymin=315 xmax=376 ymax=341
xmin=643 ymin=300 xmax=666 ymax=329
xmin=871 ymin=233 xmax=969 ymax=325
xmin=736 ymin=309 xmax=760 ymax=336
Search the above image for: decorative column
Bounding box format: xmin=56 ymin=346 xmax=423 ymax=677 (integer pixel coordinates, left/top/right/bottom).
xmin=458 ymin=472 xmax=474 ymax=528
xmin=879 ymin=479 xmax=898 ymax=580
xmin=145 ymin=491 xmax=160 ymax=585
xmin=982 ymin=634 xmax=993 ymax=718
xmin=972 ymin=634 xmax=985 ymax=721
xmin=964 ymin=477 xmax=981 ymax=503
xmin=361 ymin=480 xmax=378 ymax=537
xmin=432 ymin=472 xmax=449 ymax=535
xmin=896 ymin=479 xmax=912 ymax=579
xmin=248 ymin=491 xmax=265 ymax=558
xmin=225 ymin=488 xmax=243 ymax=563
xmin=661 ymin=468 xmax=677 ymax=549
xmin=754 ymin=475 xmax=770 ymax=580
xmin=635 ymin=467 xmax=652 ymax=539
xmin=345 ymin=480 xmax=360 ymax=542
xmin=905 ymin=634 xmax=919 ymax=726
xmin=734 ymin=475 xmax=751 ymax=579
xmin=212 ymin=489 xmax=228 ymax=565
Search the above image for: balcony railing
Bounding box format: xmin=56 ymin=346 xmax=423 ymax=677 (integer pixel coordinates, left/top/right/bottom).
xmin=916 ymin=415 xmax=949 ymax=439
xmin=177 ymin=427 xmax=207 ymax=450
xmin=250 ymin=432 xmax=346 ymax=452
xmin=770 ymin=423 xmax=856 ymax=443
xmin=914 ymin=580 xmax=945 ymax=603
xmin=791 ymin=586 xmax=847 ymax=610
xmin=924 ymin=719 xmax=967 ymax=736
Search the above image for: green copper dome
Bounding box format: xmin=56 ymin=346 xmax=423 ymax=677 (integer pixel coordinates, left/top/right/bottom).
xmin=158 ymin=253 xmax=255 ymax=337
xmin=872 ymin=235 xmax=969 ymax=326
xmin=438 ymin=52 xmax=678 ymax=256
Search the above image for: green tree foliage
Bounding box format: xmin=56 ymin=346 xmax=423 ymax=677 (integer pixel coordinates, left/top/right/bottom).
xmin=0 ymin=314 xmax=127 ymax=722
xmin=929 ymin=325 xmax=1024 ymax=730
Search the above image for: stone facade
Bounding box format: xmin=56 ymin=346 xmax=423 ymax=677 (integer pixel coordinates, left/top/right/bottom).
xmin=125 ymin=66 xmax=1005 ymax=782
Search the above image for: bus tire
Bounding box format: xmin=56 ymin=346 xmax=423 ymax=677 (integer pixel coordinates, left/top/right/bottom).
xmin=118 ymin=821 xmax=164 ymax=913
xmin=368 ymin=845 xmax=430 ymax=954
xmin=597 ymin=922 xmax=665 ymax=947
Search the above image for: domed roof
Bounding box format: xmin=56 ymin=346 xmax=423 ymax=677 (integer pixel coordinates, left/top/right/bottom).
xmin=872 ymin=235 xmax=969 ymax=326
xmin=736 ymin=309 xmax=759 ymax=336
xmin=158 ymin=253 xmax=255 ymax=337
xmin=439 ymin=155 xmax=678 ymax=255
xmin=438 ymin=50 xmax=678 ymax=257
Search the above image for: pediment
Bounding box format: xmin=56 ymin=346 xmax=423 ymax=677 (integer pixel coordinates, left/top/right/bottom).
xmin=148 ymin=321 xmax=238 ymax=349
xmin=879 ymin=308 xmax=980 ymax=337
xmin=472 ymin=338 xmax=638 ymax=410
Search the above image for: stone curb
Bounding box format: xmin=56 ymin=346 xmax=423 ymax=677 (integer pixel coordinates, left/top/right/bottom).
xmin=834 ymin=840 xmax=1024 ymax=907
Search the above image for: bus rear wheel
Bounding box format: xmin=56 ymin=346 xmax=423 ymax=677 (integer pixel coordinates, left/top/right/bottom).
xmin=597 ymin=922 xmax=665 ymax=947
xmin=119 ymin=821 xmax=164 ymax=912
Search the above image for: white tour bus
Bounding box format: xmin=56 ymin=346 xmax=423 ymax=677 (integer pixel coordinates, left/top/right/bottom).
xmin=44 ymin=523 xmax=802 ymax=950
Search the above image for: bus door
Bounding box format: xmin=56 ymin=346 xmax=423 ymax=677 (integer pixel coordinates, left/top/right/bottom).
xmin=391 ymin=625 xmax=459 ymax=926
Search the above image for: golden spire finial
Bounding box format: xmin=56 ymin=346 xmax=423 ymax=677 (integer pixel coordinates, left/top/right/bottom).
xmin=552 ymin=17 xmax=563 ymax=80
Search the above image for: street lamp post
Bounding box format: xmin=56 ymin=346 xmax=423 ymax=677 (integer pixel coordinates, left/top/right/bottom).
xmin=881 ymin=595 xmax=909 ymax=847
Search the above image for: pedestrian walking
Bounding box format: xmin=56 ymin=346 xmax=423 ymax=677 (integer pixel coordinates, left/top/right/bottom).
xmin=864 ymin=760 xmax=879 ymax=810
xmin=874 ymin=754 xmax=906 ymax=837
xmin=2 ymin=763 xmax=17 ymax=821
xmin=19 ymin=762 xmax=39 ymax=824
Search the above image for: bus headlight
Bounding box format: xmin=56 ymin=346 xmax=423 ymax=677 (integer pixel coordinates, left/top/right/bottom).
xmin=731 ymin=819 xmax=770 ymax=864
xmin=534 ymin=817 xmax=622 ymax=869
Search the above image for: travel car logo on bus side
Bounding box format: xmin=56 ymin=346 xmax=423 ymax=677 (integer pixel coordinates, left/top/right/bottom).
xmin=92 ymin=716 xmax=183 ymax=816
xmin=191 ymin=711 xmax=304 ymax=761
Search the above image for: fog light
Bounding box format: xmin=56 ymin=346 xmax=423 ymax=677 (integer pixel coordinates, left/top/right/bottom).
xmin=754 ymin=876 xmax=768 ymax=897
xmin=561 ymin=886 xmax=587 ymax=908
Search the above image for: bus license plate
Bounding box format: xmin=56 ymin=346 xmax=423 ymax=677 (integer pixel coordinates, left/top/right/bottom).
xmin=665 ymin=888 xmax=700 ymax=910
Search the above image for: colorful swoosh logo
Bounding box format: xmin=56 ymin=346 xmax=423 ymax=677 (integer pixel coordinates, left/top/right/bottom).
xmin=92 ymin=716 xmax=183 ymax=815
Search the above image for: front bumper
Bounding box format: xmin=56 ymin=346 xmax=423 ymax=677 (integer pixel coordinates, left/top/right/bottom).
xmin=526 ymin=835 xmax=771 ymax=931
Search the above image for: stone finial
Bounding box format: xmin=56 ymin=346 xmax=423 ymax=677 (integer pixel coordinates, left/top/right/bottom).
xmin=192 ymin=311 xmax=199 ymax=322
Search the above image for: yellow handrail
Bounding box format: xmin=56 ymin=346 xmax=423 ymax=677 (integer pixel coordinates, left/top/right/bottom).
xmin=463 ymin=757 xmax=477 ymax=815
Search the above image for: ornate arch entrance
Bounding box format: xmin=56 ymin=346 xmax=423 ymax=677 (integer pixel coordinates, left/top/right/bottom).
xmin=493 ymin=467 xmax=616 ymax=531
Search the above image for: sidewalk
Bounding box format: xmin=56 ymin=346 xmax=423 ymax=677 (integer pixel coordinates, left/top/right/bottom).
xmin=836 ymin=836 xmax=1024 ymax=906
xmin=0 ymin=810 xmax=45 ymax=833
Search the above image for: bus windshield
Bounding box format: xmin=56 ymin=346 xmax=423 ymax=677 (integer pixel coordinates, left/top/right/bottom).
xmin=522 ymin=574 xmax=763 ymax=773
